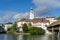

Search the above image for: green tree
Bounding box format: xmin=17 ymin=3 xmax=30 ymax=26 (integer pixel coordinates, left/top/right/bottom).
xmin=28 ymin=22 xmax=32 ymax=27
xmin=57 ymin=16 xmax=60 ymax=20
xmin=12 ymin=22 xmax=17 ymax=31
xmin=7 ymin=22 xmax=18 ymax=33
xmin=29 ymin=27 xmax=45 ymax=35
xmin=22 ymin=23 xmax=28 ymax=33
xmin=2 ymin=24 xmax=4 ymax=27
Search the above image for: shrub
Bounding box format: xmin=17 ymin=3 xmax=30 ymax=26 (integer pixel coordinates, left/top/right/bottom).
xmin=29 ymin=27 xmax=45 ymax=35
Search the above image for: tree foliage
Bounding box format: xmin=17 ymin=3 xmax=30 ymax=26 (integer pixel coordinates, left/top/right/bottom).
xmin=12 ymin=22 xmax=17 ymax=31
xmin=22 ymin=23 xmax=28 ymax=33
xmin=29 ymin=27 xmax=45 ymax=35
xmin=2 ymin=24 xmax=4 ymax=27
xmin=7 ymin=22 xmax=17 ymax=33
xmin=57 ymin=16 xmax=60 ymax=20
xmin=28 ymin=22 xmax=32 ymax=27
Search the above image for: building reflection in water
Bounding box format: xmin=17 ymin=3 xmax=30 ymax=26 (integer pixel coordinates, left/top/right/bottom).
xmin=1 ymin=34 xmax=60 ymax=40
xmin=4 ymin=35 xmax=7 ymax=40
xmin=17 ymin=35 xmax=23 ymax=40
xmin=4 ymin=34 xmax=18 ymax=40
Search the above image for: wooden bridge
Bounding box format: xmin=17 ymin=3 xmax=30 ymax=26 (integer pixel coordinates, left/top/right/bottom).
xmin=47 ymin=21 xmax=60 ymax=34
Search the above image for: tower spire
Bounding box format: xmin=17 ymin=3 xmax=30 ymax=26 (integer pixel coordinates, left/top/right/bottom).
xmin=30 ymin=7 xmax=34 ymax=19
xmin=30 ymin=7 xmax=33 ymax=10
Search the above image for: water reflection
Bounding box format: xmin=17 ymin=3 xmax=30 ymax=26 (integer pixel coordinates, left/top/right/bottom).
xmin=0 ymin=34 xmax=59 ymax=40
xmin=17 ymin=35 xmax=23 ymax=40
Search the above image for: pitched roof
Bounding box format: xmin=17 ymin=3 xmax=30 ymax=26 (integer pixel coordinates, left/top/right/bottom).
xmin=49 ymin=20 xmax=60 ymax=26
xmin=6 ymin=22 xmax=12 ymax=24
xmin=46 ymin=16 xmax=55 ymax=18
xmin=32 ymin=18 xmax=49 ymax=23
xmin=18 ymin=18 xmax=50 ymax=23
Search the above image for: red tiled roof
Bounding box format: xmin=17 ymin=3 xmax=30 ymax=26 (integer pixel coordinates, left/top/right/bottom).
xmin=18 ymin=18 xmax=50 ymax=23
xmin=46 ymin=16 xmax=55 ymax=18
xmin=32 ymin=18 xmax=49 ymax=23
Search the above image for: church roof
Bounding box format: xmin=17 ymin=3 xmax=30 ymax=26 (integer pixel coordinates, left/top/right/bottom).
xmin=18 ymin=18 xmax=50 ymax=23
xmin=46 ymin=16 xmax=55 ymax=18
xmin=32 ymin=18 xmax=49 ymax=23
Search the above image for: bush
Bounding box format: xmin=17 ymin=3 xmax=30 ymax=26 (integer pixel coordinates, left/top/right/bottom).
xmin=29 ymin=27 xmax=45 ymax=35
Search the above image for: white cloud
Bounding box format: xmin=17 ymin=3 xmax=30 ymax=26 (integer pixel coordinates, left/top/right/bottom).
xmin=0 ymin=11 xmax=17 ymax=23
xmin=0 ymin=11 xmax=29 ymax=23
xmin=32 ymin=0 xmax=60 ymax=17
xmin=33 ymin=0 xmax=60 ymax=7
xmin=0 ymin=14 xmax=11 ymax=23
xmin=13 ymin=12 xmax=29 ymax=20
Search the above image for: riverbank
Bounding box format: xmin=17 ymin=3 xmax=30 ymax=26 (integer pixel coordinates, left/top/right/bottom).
xmin=6 ymin=31 xmax=30 ymax=35
xmin=14 ymin=32 xmax=30 ymax=35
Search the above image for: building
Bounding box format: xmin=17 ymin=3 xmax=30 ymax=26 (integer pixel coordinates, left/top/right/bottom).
xmin=17 ymin=18 xmax=31 ymax=32
xmin=30 ymin=7 xmax=34 ymax=19
xmin=4 ymin=22 xmax=13 ymax=31
xmin=17 ymin=8 xmax=57 ymax=32
xmin=46 ymin=16 xmax=57 ymax=24
xmin=32 ymin=18 xmax=50 ymax=30
xmin=17 ymin=18 xmax=50 ymax=31
xmin=47 ymin=20 xmax=60 ymax=34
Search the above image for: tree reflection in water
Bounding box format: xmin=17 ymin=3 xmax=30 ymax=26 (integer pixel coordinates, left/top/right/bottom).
xmin=0 ymin=34 xmax=60 ymax=40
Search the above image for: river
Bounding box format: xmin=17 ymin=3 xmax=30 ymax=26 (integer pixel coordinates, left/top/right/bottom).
xmin=0 ymin=34 xmax=60 ymax=40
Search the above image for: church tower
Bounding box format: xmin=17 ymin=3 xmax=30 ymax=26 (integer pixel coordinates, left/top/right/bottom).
xmin=30 ymin=7 xmax=34 ymax=19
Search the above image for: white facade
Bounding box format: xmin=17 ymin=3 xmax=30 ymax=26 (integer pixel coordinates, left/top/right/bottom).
xmin=17 ymin=21 xmax=33 ymax=32
xmin=17 ymin=21 xmax=30 ymax=32
xmin=30 ymin=8 xmax=34 ymax=19
xmin=46 ymin=17 xmax=57 ymax=24
xmin=32 ymin=22 xmax=49 ymax=30
xmin=4 ymin=24 xmax=12 ymax=31
xmin=17 ymin=21 xmax=27 ymax=27
xmin=41 ymin=23 xmax=49 ymax=30
xmin=17 ymin=21 xmax=50 ymax=31
xmin=17 ymin=21 xmax=24 ymax=32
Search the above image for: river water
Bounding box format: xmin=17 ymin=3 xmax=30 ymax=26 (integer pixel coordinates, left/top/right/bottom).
xmin=0 ymin=34 xmax=60 ymax=40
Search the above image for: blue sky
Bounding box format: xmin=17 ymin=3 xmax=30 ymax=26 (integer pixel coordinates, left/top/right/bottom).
xmin=0 ymin=0 xmax=33 ymax=12
xmin=0 ymin=0 xmax=60 ymax=23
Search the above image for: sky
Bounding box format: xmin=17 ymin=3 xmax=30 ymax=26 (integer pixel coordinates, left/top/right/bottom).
xmin=0 ymin=0 xmax=60 ymax=23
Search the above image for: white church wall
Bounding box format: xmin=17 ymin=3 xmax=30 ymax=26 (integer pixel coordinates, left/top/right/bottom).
xmin=17 ymin=21 xmax=25 ymax=32
xmin=40 ymin=22 xmax=50 ymax=30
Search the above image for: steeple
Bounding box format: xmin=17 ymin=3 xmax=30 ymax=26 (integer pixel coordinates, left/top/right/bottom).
xmin=30 ymin=7 xmax=33 ymax=10
xmin=30 ymin=7 xmax=34 ymax=19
